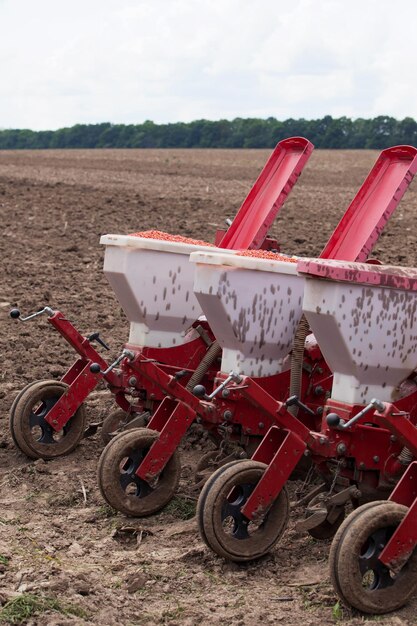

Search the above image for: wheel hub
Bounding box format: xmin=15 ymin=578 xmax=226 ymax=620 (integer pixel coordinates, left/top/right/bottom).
xmin=119 ymin=447 xmax=154 ymax=498
xmin=221 ymin=483 xmax=261 ymax=540
xmin=359 ymin=527 xmax=396 ymax=590
xmin=29 ymin=396 xmax=68 ymax=444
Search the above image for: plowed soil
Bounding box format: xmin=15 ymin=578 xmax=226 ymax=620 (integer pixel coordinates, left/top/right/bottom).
xmin=0 ymin=148 xmax=417 ymax=626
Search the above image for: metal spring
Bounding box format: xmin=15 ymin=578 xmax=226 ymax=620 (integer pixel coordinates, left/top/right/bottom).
xmin=186 ymin=340 xmax=222 ymax=391
xmin=398 ymin=446 xmax=414 ymax=465
xmin=289 ymin=315 xmax=310 ymax=416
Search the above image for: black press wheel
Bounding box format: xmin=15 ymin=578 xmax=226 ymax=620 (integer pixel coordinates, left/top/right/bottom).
xmin=194 ymin=449 xmax=237 ymax=485
xmin=197 ymin=459 xmax=289 ymax=562
xmin=100 ymin=408 xmax=147 ymax=445
xmin=10 ymin=379 xmax=86 ymax=460
xmin=329 ymin=501 xmax=417 ymax=614
xmin=101 ymin=408 xmax=129 ymax=445
xmin=329 ymin=500 xmax=388 ymax=603
xmin=97 ymin=428 xmax=181 ymax=516
xmin=9 ymin=381 xmax=43 ymax=450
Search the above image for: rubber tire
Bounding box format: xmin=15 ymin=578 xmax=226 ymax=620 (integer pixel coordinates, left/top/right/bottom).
xmin=97 ymin=428 xmax=181 ymax=517
xmin=329 ymin=501 xmax=388 ymax=602
xmin=197 ymin=460 xmax=247 ymax=547
xmin=197 ymin=459 xmax=289 ymax=562
xmin=194 ymin=450 xmax=232 ymax=484
xmin=9 ymin=381 xmax=42 ymax=449
xmin=100 ymin=408 xmax=149 ymax=445
xmin=329 ymin=501 xmax=417 ymax=614
xmin=10 ymin=379 xmax=86 ymax=460
xmin=101 ymin=408 xmax=128 ymax=445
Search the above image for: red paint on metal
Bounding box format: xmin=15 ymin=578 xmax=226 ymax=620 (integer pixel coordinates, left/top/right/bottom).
xmin=48 ymin=312 xmax=120 ymax=386
xmin=373 ymin=405 xmax=417 ymax=459
xmin=320 ymin=145 xmax=417 ymax=262
xmin=241 ymin=429 xmax=306 ymax=520
xmin=237 ymin=377 xmax=312 ymax=442
xmin=215 ymin=230 xmax=281 ymax=251
xmin=29 ymin=138 xmax=314 ymax=439
xmin=44 ymin=362 xmax=100 ymax=430
xmin=113 ymin=391 xmax=132 ymax=413
xmin=28 ymin=141 xmax=417 ymax=536
xmin=128 ymin=139 xmax=314 ymax=253
xmin=297 ymin=258 xmax=417 ymax=291
xmin=131 ymin=357 xmax=201 ymax=412
xmin=136 ymin=325 xmax=216 ymax=369
xmin=388 ymin=462 xmax=417 ymax=507
xmin=43 ymin=312 xmax=216 ymax=431
xmin=61 ymin=359 xmax=87 ymax=385
xmin=43 ymin=312 xmax=124 ymax=431
xmin=251 ymin=426 xmax=289 ymax=464
xmin=136 ymin=402 xmax=196 ymax=480
xmin=379 ymin=503 xmax=417 ymax=570
xmin=376 ymin=464 xmax=417 ymax=570
xmin=147 ymin=397 xmax=179 ymax=433
xmin=218 ymin=137 xmax=314 ymax=250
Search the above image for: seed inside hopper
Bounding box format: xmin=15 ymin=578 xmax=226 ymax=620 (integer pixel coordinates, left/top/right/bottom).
xmin=237 ymin=250 xmax=297 ymax=262
xmin=129 ymin=230 xmax=215 ymax=246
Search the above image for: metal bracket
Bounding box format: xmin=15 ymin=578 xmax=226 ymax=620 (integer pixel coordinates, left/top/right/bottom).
xmin=194 ymin=324 xmax=213 ymax=347
xmin=327 ymin=398 xmax=385 ymax=430
xmin=207 ymin=372 xmax=243 ymax=400
xmin=90 ymin=349 xmax=135 ymax=376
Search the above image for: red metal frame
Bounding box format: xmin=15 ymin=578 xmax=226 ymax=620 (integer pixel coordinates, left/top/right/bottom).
xmin=378 ymin=462 xmax=417 ymax=572
xmin=201 ymin=384 xmax=417 ymax=523
xmin=94 ymin=350 xmax=417 ymax=522
xmin=39 ymin=311 xmax=219 ymax=431
xmin=137 ymin=402 xmax=196 ymax=481
xmin=43 ymin=312 xmax=125 ymax=429
xmin=242 ymin=428 xmax=306 ymax=519
xmin=104 ymin=142 xmax=417 ymax=567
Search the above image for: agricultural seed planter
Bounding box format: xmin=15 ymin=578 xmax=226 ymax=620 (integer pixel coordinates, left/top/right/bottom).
xmin=95 ymin=145 xmax=417 ymax=518
xmin=9 ymin=137 xmax=313 ymax=460
xmin=196 ymin=257 xmax=417 ymax=616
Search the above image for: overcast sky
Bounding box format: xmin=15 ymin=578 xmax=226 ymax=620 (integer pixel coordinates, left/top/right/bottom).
xmin=1 ymin=0 xmax=417 ymax=130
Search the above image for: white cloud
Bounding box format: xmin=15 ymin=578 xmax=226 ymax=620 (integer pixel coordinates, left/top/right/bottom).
xmin=1 ymin=0 xmax=417 ymax=129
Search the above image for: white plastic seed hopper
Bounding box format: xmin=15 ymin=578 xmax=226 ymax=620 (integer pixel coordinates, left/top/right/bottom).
xmin=101 ymin=235 xmax=217 ymax=347
xmin=190 ymin=251 xmax=304 ymax=377
xmin=298 ymin=258 xmax=417 ymax=404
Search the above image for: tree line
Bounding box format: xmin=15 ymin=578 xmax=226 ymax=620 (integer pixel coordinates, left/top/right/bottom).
xmin=1 ymin=115 xmax=417 ymax=149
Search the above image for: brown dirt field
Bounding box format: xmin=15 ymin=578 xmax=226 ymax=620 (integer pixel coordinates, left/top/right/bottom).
xmin=0 ymin=148 xmax=417 ymax=625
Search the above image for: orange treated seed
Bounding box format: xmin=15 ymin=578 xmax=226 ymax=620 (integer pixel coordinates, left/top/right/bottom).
xmin=129 ymin=230 xmax=215 ymax=247
xmin=237 ymin=249 xmax=297 ymax=263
